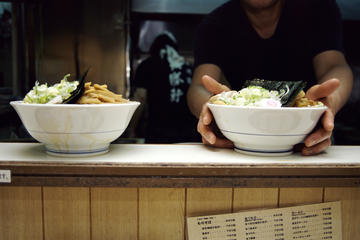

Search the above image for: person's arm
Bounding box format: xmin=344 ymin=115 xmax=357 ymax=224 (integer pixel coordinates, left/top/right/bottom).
xmin=187 ymin=64 xmax=223 ymax=116
xmin=187 ymin=64 xmax=233 ymax=147
xmin=128 ymin=61 xmax=149 ymax=138
xmin=302 ymin=50 xmax=353 ymax=155
xmin=128 ymin=88 xmax=147 ymax=138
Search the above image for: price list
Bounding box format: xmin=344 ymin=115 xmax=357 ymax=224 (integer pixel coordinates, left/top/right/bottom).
xmin=241 ymin=212 xmax=285 ymax=240
xmin=187 ymin=202 xmax=342 ymax=240
xmin=190 ymin=215 xmax=240 ymax=240
xmin=288 ymin=206 xmax=336 ymax=239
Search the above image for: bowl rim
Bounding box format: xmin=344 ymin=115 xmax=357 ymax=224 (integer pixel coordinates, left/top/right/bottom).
xmin=10 ymin=100 xmax=140 ymax=107
xmin=206 ymin=102 xmax=327 ymax=111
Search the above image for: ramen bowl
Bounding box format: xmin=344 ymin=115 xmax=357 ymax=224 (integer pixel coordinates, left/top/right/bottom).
xmin=207 ymin=103 xmax=327 ymax=156
xmin=10 ymin=101 xmax=140 ymax=157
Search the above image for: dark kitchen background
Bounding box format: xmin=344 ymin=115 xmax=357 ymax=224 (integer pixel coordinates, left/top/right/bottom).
xmin=0 ymin=0 xmax=359 ymax=144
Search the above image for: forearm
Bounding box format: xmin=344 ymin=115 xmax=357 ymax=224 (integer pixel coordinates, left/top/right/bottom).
xmin=129 ymin=88 xmax=147 ymax=136
xmin=318 ymin=64 xmax=353 ymax=114
xmin=187 ymin=64 xmax=224 ymax=118
xmin=187 ymin=83 xmax=212 ymax=118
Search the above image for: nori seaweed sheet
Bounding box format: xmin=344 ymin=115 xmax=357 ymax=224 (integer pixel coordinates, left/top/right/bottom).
xmin=242 ymin=79 xmax=306 ymax=106
xmin=63 ymin=68 xmax=90 ymax=104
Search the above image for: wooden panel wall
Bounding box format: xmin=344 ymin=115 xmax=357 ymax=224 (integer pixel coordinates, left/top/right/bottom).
xmin=0 ymin=186 xmax=359 ymax=240
xmin=0 ymin=187 xmax=43 ymax=240
xmin=279 ymin=188 xmax=324 ymax=207
xmin=91 ymin=188 xmax=137 ymax=240
xmin=324 ymin=187 xmax=360 ymax=240
xmin=186 ymin=188 xmax=232 ymax=217
xmin=139 ymin=188 xmax=185 ymax=240
xmin=43 ymin=187 xmax=91 ymax=240
xmin=233 ymin=188 xmax=278 ymax=211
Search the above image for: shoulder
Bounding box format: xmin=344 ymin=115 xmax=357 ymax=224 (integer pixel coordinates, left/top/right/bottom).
xmin=199 ymin=0 xmax=241 ymax=29
xmin=137 ymin=57 xmax=155 ymax=70
xmin=283 ymin=0 xmax=341 ymax=29
xmin=196 ymin=0 xmax=245 ymax=43
xmin=139 ymin=57 xmax=153 ymax=66
xmin=285 ymin=0 xmax=339 ymax=13
xmin=208 ymin=0 xmax=239 ymax=19
xmin=135 ymin=58 xmax=155 ymax=79
xmin=307 ymin=0 xmax=338 ymax=8
xmin=304 ymin=0 xmax=342 ymax=24
xmin=287 ymin=0 xmax=337 ymax=8
xmin=295 ymin=0 xmax=340 ymax=16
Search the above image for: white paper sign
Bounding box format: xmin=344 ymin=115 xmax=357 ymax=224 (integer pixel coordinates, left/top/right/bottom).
xmin=0 ymin=170 xmax=11 ymax=183
xmin=187 ymin=201 xmax=342 ymax=240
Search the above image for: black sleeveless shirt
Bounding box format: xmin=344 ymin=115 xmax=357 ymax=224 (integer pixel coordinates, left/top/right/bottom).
xmin=194 ymin=0 xmax=344 ymax=90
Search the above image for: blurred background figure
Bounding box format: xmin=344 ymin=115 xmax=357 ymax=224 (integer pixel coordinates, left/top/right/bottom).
xmin=131 ymin=32 xmax=200 ymax=143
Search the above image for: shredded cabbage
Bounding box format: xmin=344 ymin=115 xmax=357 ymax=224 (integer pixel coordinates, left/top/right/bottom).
xmin=210 ymin=86 xmax=283 ymax=107
xmin=23 ymin=74 xmax=79 ymax=104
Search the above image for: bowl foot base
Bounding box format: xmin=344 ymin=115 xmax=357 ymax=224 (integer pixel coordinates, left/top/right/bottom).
xmin=234 ymin=146 xmax=293 ymax=157
xmin=45 ymin=145 xmax=109 ymax=157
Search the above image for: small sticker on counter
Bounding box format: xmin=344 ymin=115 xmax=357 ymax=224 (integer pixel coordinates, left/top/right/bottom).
xmin=187 ymin=201 xmax=342 ymax=240
xmin=0 ymin=170 xmax=11 ymax=183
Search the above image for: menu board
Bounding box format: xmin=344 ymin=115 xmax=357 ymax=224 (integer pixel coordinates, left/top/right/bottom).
xmin=187 ymin=201 xmax=342 ymax=240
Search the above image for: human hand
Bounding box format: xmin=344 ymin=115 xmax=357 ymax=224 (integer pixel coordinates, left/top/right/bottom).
xmin=302 ymin=78 xmax=340 ymax=155
xmin=198 ymin=75 xmax=234 ymax=148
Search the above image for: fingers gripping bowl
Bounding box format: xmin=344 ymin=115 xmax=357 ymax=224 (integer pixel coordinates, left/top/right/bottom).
xmin=207 ymin=80 xmax=327 ymax=156
xmin=207 ymin=103 xmax=326 ymax=156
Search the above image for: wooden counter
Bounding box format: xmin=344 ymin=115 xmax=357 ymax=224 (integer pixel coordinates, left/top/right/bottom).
xmin=0 ymin=143 xmax=359 ymax=240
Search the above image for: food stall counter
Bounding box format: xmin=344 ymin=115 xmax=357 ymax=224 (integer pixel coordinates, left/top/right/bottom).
xmin=0 ymin=143 xmax=359 ymax=240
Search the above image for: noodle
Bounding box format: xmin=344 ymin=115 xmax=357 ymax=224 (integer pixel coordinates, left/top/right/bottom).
xmin=293 ymin=90 xmax=323 ymax=107
xmin=77 ymin=82 xmax=129 ymax=104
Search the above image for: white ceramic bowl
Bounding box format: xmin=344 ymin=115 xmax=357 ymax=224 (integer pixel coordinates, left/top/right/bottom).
xmin=207 ymin=103 xmax=327 ymax=156
xmin=10 ymin=101 xmax=140 ymax=157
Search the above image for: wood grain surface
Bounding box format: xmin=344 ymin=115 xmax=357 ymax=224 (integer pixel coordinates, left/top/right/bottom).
xmin=43 ymin=187 xmax=91 ymax=240
xmin=233 ymin=188 xmax=278 ymax=212
xmin=91 ymin=187 xmax=137 ymax=240
xmin=324 ymin=187 xmax=360 ymax=240
xmin=186 ymin=188 xmax=233 ymax=217
xmin=139 ymin=188 xmax=185 ymax=240
xmin=1 ymin=186 xmax=359 ymax=239
xmin=279 ymin=188 xmax=324 ymax=207
xmin=0 ymin=187 xmax=43 ymax=240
